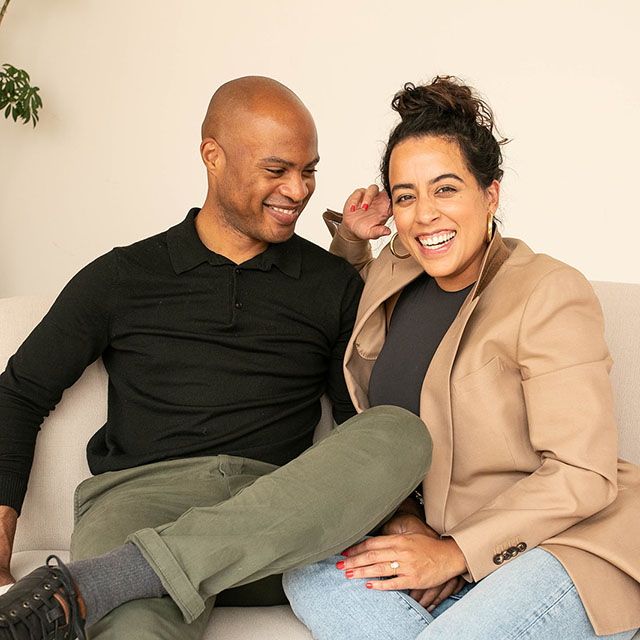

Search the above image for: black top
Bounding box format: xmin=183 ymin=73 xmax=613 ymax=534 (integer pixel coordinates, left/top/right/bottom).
xmin=0 ymin=209 xmax=363 ymax=513
xmin=369 ymin=274 xmax=472 ymax=415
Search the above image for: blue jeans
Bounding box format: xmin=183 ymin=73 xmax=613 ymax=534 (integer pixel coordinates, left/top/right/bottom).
xmin=283 ymin=547 xmax=638 ymax=640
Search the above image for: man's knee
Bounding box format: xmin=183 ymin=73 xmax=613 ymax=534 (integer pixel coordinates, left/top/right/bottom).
xmin=342 ymin=405 xmax=433 ymax=478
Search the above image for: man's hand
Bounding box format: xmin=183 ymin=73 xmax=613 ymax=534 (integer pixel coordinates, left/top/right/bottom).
xmin=0 ymin=506 xmax=17 ymax=587
xmin=381 ymin=512 xmax=439 ymax=538
xmin=341 ymin=185 xmax=392 ymax=240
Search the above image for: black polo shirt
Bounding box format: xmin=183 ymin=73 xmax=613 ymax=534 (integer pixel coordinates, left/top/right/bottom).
xmin=0 ymin=209 xmax=363 ymax=513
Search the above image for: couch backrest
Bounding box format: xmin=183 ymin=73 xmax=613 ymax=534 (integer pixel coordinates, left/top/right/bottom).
xmin=1 ymin=283 xmax=639 ymax=552
xmin=591 ymin=282 xmax=640 ymax=465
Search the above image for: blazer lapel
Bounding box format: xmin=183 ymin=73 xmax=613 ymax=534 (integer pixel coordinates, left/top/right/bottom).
xmin=343 ymin=250 xmax=423 ymax=412
xmin=420 ymin=295 xmax=478 ymax=531
xmin=419 ymin=232 xmax=511 ymax=531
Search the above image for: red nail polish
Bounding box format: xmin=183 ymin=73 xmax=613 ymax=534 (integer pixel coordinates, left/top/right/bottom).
xmin=336 ymin=561 xmax=345 ymax=570
xmin=345 ymin=570 xmax=354 ymax=578
xmin=349 ymin=205 xmax=356 ymax=212
xmin=341 ymin=551 xmax=349 ymax=557
xmin=362 ymin=203 xmax=369 ymax=211
xmin=366 ymin=582 xmax=373 ymax=589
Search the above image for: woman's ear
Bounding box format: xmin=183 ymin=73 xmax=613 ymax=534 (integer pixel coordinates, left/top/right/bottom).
xmin=486 ymin=179 xmax=500 ymax=214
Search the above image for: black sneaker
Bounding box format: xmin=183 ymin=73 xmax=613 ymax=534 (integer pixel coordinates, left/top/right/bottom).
xmin=0 ymin=555 xmax=86 ymax=639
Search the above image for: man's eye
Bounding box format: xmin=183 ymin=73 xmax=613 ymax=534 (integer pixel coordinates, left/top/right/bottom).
xmin=266 ymin=168 xmax=285 ymax=175
xmin=303 ymin=169 xmax=317 ymax=176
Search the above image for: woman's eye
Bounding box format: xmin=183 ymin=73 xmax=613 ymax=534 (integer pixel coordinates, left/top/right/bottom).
xmin=436 ymin=185 xmax=456 ymax=194
xmin=395 ymin=194 xmax=414 ymax=204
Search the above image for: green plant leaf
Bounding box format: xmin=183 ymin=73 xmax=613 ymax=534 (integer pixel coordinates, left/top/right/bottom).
xmin=1 ymin=64 xmax=43 ymax=127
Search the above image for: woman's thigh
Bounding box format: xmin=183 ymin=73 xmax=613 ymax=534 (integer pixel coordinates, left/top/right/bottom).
xmin=421 ymin=548 xmax=637 ymax=640
xmin=285 ymin=547 xmax=638 ymax=640
xmin=284 ymin=552 xmax=434 ymax=640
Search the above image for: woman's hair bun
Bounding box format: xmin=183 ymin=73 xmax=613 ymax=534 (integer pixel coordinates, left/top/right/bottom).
xmin=392 ymin=76 xmax=494 ymax=132
xmin=380 ymin=75 xmax=508 ymax=193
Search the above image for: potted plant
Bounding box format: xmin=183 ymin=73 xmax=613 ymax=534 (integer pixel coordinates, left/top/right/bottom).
xmin=0 ymin=0 xmax=43 ymax=126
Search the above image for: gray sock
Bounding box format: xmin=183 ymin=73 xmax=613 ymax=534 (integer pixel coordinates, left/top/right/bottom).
xmin=68 ymin=542 xmax=167 ymax=626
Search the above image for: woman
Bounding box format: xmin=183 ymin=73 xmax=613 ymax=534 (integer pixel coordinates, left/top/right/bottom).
xmin=282 ymin=77 xmax=640 ymax=639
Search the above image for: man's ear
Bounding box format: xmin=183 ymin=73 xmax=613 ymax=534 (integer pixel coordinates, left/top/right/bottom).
xmin=201 ymin=137 xmax=223 ymax=174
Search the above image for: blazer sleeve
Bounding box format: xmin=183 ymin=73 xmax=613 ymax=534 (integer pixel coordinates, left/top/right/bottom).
xmin=322 ymin=209 xmax=374 ymax=276
xmin=444 ymin=265 xmax=619 ymax=582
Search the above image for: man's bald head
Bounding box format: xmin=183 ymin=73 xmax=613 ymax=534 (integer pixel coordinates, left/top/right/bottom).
xmin=201 ymin=76 xmax=315 ymax=143
xmin=197 ymin=76 xmax=319 ymax=262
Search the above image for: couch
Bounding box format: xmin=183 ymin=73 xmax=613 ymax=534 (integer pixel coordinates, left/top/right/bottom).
xmin=2 ymin=283 xmax=639 ymax=639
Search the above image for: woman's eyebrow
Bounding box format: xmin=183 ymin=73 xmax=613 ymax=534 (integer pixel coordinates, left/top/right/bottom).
xmin=429 ymin=173 xmax=464 ymax=185
xmin=391 ymin=173 xmax=464 ymax=194
xmin=390 ymin=183 xmax=415 ymax=194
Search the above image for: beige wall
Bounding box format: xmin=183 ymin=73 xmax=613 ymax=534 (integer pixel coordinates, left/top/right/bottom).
xmin=1 ymin=0 xmax=638 ymax=298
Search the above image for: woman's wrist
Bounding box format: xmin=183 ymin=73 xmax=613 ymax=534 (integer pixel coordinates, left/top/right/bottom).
xmin=441 ymin=537 xmax=468 ymax=575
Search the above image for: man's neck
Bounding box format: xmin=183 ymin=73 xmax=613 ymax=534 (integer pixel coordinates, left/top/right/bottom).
xmin=195 ymin=204 xmax=268 ymax=265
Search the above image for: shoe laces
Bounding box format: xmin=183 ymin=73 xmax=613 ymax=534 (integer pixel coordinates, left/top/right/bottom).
xmin=0 ymin=555 xmax=85 ymax=640
xmin=45 ymin=556 xmax=85 ymax=640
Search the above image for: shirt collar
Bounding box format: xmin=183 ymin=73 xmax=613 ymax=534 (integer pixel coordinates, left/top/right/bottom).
xmin=167 ymin=208 xmax=301 ymax=278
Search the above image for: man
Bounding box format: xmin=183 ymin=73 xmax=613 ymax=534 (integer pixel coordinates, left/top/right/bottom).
xmin=0 ymin=77 xmax=432 ymax=639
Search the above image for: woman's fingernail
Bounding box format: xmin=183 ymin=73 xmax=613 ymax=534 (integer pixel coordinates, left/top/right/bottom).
xmin=336 ymin=561 xmax=345 ymax=570
xmin=366 ymin=582 xmax=373 ymax=589
xmin=349 ymin=205 xmax=356 ymax=212
xmin=362 ymin=203 xmax=369 ymax=210
xmin=341 ymin=551 xmax=349 ymax=556
xmin=345 ymin=570 xmax=354 ymax=578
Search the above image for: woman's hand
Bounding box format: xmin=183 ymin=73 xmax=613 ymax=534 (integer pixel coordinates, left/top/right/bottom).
xmin=341 ymin=185 xmax=392 ymax=240
xmin=338 ymin=532 xmax=467 ymax=609
xmin=379 ymin=513 xmax=465 ymax=609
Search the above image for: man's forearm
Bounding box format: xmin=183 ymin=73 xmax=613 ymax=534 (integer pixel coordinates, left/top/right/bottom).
xmin=0 ymin=505 xmax=17 ymax=584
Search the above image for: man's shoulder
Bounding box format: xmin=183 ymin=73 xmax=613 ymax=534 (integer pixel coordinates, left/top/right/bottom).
xmin=112 ymin=228 xmax=169 ymax=258
xmin=106 ymin=226 xmax=175 ymax=276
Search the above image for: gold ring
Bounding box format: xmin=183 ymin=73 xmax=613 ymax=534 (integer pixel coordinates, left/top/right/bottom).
xmin=390 ymin=561 xmax=399 ymax=576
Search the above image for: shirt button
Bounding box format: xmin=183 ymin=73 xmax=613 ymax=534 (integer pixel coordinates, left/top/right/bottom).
xmin=235 ymin=302 xmax=243 ymax=309
xmin=235 ymin=268 xmax=242 ymax=274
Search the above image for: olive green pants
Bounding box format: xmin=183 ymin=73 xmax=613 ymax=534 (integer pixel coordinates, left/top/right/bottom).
xmin=70 ymin=406 xmax=432 ymax=639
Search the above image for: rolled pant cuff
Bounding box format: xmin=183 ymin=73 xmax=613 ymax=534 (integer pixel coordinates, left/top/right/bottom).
xmin=127 ymin=527 xmax=205 ymax=623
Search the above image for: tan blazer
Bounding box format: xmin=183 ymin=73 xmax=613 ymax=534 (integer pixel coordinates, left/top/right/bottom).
xmin=328 ymin=220 xmax=640 ymax=635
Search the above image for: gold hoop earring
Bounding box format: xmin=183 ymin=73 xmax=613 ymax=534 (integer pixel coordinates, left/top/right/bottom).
xmin=487 ymin=213 xmax=495 ymax=243
xmin=389 ymin=233 xmax=410 ymax=259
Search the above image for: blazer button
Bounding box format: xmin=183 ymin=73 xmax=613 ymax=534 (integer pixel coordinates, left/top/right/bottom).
xmin=493 ymin=553 xmax=504 ymax=565
xmin=516 ymin=542 xmax=527 ymax=553
xmin=506 ymin=546 xmax=519 ymax=558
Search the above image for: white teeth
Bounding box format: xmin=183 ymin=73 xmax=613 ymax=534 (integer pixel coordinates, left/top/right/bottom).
xmin=418 ymin=231 xmax=456 ymax=247
xmin=270 ymin=206 xmax=296 ymax=215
